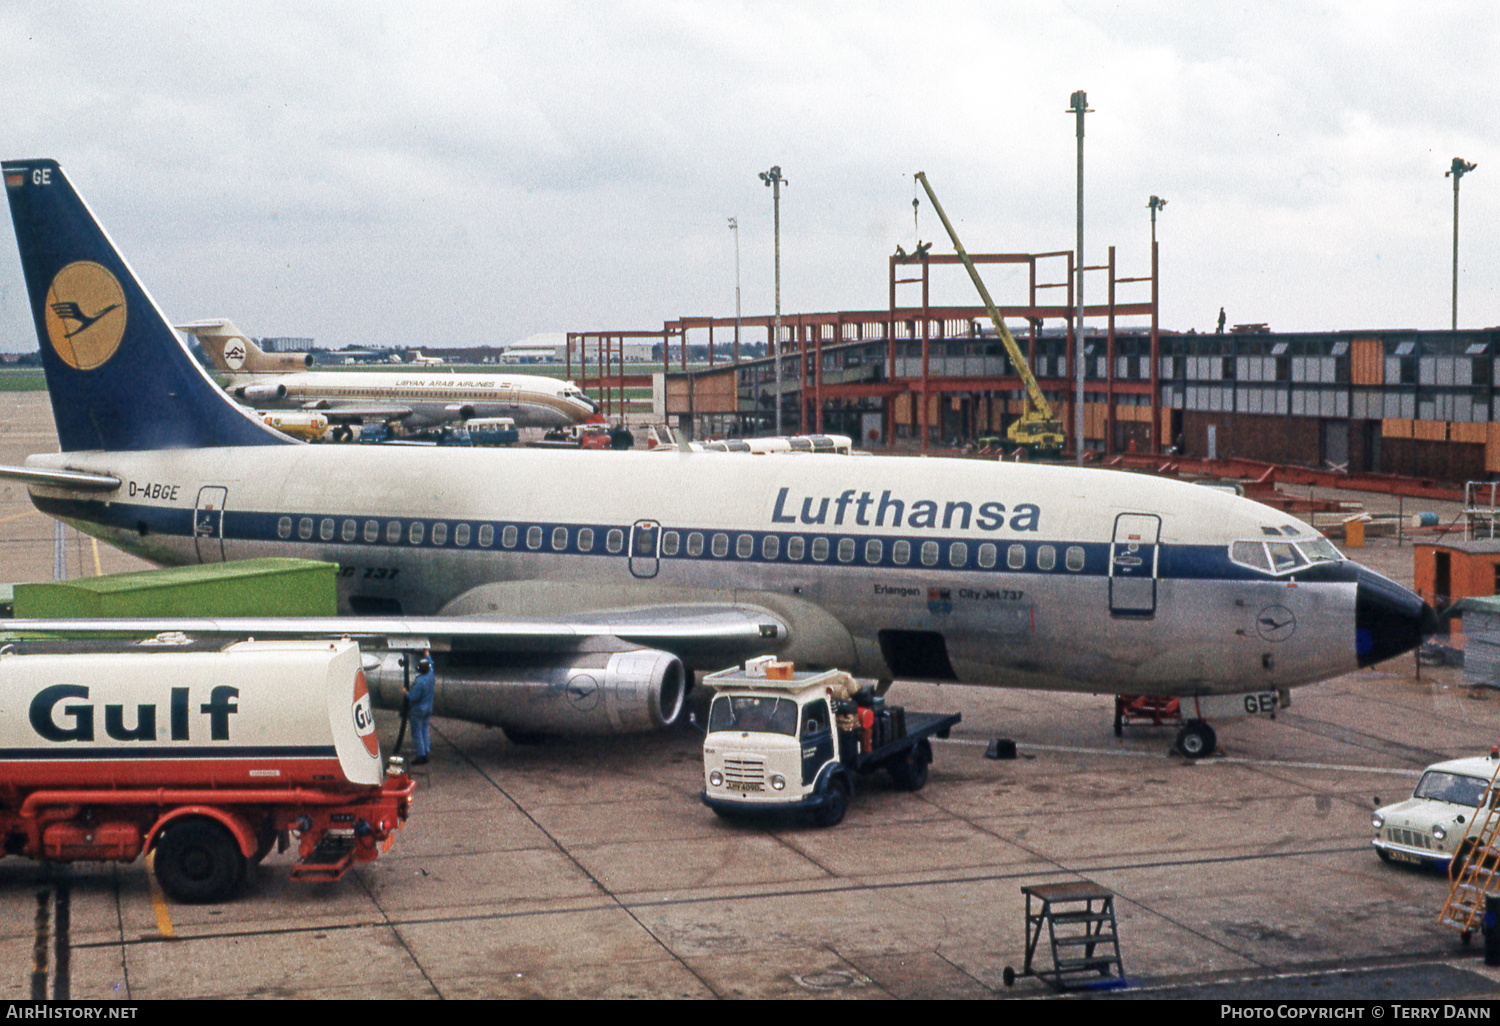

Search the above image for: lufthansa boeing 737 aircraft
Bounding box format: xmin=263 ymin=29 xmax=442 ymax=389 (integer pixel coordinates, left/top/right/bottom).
xmin=178 ymin=317 xmax=598 ymax=436
xmin=0 ymin=159 xmax=1435 ymax=758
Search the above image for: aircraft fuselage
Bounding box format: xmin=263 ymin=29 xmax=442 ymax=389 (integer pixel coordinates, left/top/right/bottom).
xmin=24 ymin=445 xmax=1399 ymax=697
xmin=222 ymin=370 xmax=597 ymax=429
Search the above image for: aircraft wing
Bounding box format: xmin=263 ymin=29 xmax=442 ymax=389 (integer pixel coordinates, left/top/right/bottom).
xmin=0 ymin=605 xmax=787 ymax=655
xmin=300 ymin=401 xmax=416 ymax=422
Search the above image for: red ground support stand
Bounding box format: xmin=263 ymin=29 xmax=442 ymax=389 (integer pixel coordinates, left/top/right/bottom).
xmin=1114 ymin=695 xmax=1182 ymax=737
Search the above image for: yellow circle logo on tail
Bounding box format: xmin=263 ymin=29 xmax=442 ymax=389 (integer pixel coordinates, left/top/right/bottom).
xmin=44 ymin=261 xmax=127 ymax=370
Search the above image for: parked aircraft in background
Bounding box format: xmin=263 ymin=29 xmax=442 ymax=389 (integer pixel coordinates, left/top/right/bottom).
xmin=407 ymin=350 xmax=444 ymax=365
xmin=180 ymin=319 xmax=313 ymax=373
xmin=0 ymin=159 xmax=1436 ymax=757
xmin=647 ymin=426 xmax=855 ymax=455
xmin=180 ymin=318 xmax=598 ymax=438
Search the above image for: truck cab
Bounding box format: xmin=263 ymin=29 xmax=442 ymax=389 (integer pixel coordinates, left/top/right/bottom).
xmin=700 ymin=660 xmax=959 ymax=827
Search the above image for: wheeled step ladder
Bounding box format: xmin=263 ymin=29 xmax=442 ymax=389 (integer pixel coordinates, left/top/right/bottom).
xmin=1003 ymin=881 xmax=1127 ymax=991
xmin=1438 ymin=761 xmax=1500 ymax=943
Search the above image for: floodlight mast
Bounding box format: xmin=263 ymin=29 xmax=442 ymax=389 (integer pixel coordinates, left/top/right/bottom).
xmin=1447 ymin=158 xmax=1476 ymax=330
xmin=913 ymin=172 xmax=1063 ymax=457
xmin=1069 ymin=90 xmax=1092 ymax=465
xmin=759 ymin=166 xmax=786 ymax=433
xmin=1148 ymin=195 xmax=1167 ymax=246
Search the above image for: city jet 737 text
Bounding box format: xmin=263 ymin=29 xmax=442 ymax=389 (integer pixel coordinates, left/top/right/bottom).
xmin=0 ymin=159 xmax=1435 ymax=757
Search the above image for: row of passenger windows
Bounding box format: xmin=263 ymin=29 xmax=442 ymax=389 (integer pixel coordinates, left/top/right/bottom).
xmin=657 ymin=530 xmax=1084 ymax=570
xmin=274 ymin=516 xmax=1089 ymax=571
xmin=276 ymin=516 xmax=622 ymax=553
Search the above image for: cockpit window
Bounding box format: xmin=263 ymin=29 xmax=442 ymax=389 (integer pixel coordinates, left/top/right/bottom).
xmin=1231 ymin=537 xmax=1341 ymax=575
xmin=1231 ymin=541 xmax=1273 ymax=572
xmin=1299 ymin=538 xmax=1342 ymax=563
xmin=1280 ymin=524 xmax=1302 ymax=536
xmin=1266 ymin=542 xmax=1307 ymax=573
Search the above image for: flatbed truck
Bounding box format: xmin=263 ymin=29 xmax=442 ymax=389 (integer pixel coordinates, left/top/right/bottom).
xmin=699 ymin=660 xmax=960 ymax=827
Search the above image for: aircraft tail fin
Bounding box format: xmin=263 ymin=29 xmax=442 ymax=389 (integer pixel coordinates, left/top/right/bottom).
xmin=177 ymin=318 xmax=314 ymax=373
xmin=3 ymin=159 xmax=292 ymax=451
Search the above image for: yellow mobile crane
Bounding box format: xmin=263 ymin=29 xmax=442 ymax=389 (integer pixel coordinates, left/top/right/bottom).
xmin=914 ymin=172 xmax=1065 ymax=457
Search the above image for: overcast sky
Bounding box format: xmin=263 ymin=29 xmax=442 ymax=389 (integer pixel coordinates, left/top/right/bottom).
xmin=0 ymin=1 xmax=1494 ymax=354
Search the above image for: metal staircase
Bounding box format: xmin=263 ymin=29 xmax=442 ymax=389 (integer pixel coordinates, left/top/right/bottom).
xmin=1004 ymin=881 xmax=1127 ymax=991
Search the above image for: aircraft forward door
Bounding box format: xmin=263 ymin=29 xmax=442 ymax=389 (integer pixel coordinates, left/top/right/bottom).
xmin=628 ymin=519 xmax=660 ymax=578
xmin=1109 ymin=512 xmax=1160 ymax=617
xmin=194 ymin=486 xmax=228 ymax=563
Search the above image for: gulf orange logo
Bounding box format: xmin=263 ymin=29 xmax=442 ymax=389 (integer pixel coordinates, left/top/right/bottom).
xmin=351 ymin=670 xmax=380 ymax=758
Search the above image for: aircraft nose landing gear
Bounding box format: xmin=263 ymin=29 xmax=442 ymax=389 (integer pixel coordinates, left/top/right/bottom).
xmin=1175 ymin=720 xmax=1217 ymax=759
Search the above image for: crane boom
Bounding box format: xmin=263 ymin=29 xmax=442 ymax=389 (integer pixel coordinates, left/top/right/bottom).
xmin=913 ymin=172 xmax=1064 ymax=456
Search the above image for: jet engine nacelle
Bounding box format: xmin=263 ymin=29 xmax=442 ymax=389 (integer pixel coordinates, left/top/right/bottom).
xmin=363 ymin=648 xmax=687 ymax=735
xmin=234 ymin=383 xmax=288 ymax=403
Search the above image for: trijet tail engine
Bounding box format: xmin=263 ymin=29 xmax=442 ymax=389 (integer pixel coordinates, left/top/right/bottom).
xmin=363 ymin=647 xmax=687 ymax=736
xmin=234 ymin=383 xmax=288 ymax=403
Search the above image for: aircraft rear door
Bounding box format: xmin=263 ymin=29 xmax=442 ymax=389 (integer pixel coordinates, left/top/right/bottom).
xmin=194 ymin=486 xmax=228 ymax=563
xmin=1109 ymin=512 xmax=1160 ymax=617
xmin=628 ymin=519 xmax=660 ymax=578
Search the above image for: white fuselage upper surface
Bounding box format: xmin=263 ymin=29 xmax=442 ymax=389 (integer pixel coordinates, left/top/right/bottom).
xmin=221 ymin=369 xmax=597 ymax=429
xmin=26 ymin=446 xmax=1366 ymax=697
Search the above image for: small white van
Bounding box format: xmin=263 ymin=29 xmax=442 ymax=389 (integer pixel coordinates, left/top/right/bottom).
xmin=1372 ymin=752 xmax=1500 ymax=869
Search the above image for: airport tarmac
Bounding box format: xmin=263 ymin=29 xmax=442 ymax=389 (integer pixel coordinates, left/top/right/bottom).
xmin=2 ymin=392 xmax=1499 ymax=1000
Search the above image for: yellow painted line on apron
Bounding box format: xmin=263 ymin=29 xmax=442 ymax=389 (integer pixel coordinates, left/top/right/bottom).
xmin=144 ymin=851 xmax=175 ymax=939
xmin=0 ymin=510 xmax=41 ymax=525
xmin=90 ymin=537 xmax=101 ymax=577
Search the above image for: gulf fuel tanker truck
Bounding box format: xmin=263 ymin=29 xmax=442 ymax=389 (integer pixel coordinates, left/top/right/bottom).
xmin=0 ymin=639 xmax=415 ymax=903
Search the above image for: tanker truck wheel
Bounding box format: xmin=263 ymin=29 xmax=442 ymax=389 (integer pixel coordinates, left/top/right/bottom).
xmin=154 ymin=818 xmax=246 ymax=904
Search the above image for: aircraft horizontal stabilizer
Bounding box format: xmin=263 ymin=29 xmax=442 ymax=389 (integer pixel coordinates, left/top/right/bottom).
xmin=0 ymin=464 xmax=121 ymax=491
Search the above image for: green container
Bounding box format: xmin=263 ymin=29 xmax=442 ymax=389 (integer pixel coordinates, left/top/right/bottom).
xmin=13 ymin=558 xmax=338 ymax=619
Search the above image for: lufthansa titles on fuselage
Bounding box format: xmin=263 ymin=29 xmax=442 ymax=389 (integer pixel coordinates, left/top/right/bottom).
xmin=771 ymin=487 xmax=1041 ymax=532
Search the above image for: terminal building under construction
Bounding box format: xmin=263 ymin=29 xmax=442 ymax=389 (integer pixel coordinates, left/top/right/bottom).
xmin=566 ymin=247 xmax=1500 ymax=484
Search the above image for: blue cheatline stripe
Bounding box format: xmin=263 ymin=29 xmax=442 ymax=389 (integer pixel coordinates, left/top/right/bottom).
xmin=32 ymin=495 xmax=1359 ymax=585
xmin=0 ymin=746 xmax=338 ymax=760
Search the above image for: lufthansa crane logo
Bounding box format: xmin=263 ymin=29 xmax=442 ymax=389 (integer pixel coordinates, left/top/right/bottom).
xmin=1256 ymin=604 xmax=1296 ymax=642
xmin=44 ymin=261 xmax=127 ymax=370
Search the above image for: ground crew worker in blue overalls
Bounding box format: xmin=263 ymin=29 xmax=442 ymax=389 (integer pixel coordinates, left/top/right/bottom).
xmin=406 ymin=652 xmax=436 ymax=766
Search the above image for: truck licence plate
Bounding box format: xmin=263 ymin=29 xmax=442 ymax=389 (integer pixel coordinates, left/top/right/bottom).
xmin=1388 ymin=849 xmax=1423 ymax=865
xmin=726 ymin=782 xmax=763 ymax=792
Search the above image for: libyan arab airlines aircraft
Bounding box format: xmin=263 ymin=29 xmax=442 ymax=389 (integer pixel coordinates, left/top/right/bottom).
xmin=177 ymin=317 xmax=598 ymax=437
xmin=0 ymin=159 xmax=1435 ymax=758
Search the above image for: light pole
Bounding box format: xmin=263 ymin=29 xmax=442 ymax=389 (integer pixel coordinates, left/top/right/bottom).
xmin=1446 ymin=158 xmax=1476 ymax=330
xmin=728 ymin=217 xmax=741 ymax=367
xmin=759 ymin=166 xmax=786 ymax=434
xmin=1148 ymin=195 xmax=1167 ymax=246
xmin=1068 ymin=91 xmax=1091 ymax=464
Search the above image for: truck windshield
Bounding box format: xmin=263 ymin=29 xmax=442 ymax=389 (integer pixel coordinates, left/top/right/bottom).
xmin=709 ymin=695 xmax=799 ymax=736
xmin=1413 ymin=771 xmax=1489 ymax=807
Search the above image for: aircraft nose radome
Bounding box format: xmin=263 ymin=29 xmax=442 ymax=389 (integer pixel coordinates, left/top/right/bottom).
xmin=1355 ymin=564 xmax=1438 ymax=667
